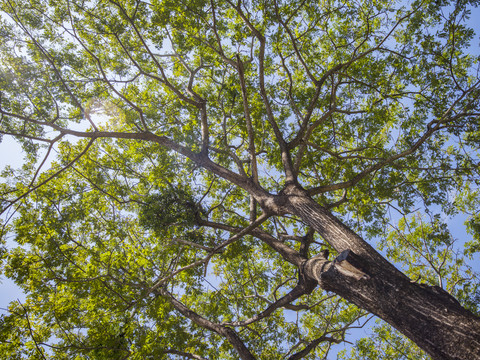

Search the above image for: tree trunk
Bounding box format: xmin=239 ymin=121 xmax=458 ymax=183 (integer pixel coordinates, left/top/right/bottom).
xmin=282 ymin=188 xmax=480 ymax=360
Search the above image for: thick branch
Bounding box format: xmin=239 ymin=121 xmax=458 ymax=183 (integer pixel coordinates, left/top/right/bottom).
xmin=0 ymin=108 xmax=270 ymax=200
xmin=199 ymin=219 xmax=304 ymax=266
xmin=159 ymin=289 xmax=256 ymax=360
xmin=163 ymin=349 xmax=208 ymax=360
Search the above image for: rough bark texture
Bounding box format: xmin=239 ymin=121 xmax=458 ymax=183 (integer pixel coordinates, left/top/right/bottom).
xmin=278 ymin=186 xmax=480 ymax=360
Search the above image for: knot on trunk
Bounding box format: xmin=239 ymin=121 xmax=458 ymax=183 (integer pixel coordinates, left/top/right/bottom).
xmin=333 ymin=250 xmax=371 ymax=281
xmin=303 ymin=249 xmax=371 ymax=284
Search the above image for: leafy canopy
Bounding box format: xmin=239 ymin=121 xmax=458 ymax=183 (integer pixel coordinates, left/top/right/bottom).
xmin=0 ymin=0 xmax=479 ymax=358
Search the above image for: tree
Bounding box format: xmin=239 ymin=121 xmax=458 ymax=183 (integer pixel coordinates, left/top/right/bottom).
xmin=1 ymin=0 xmax=480 ymax=358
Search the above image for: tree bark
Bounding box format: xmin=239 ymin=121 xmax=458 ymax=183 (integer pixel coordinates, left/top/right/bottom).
xmin=281 ymin=187 xmax=480 ymax=360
